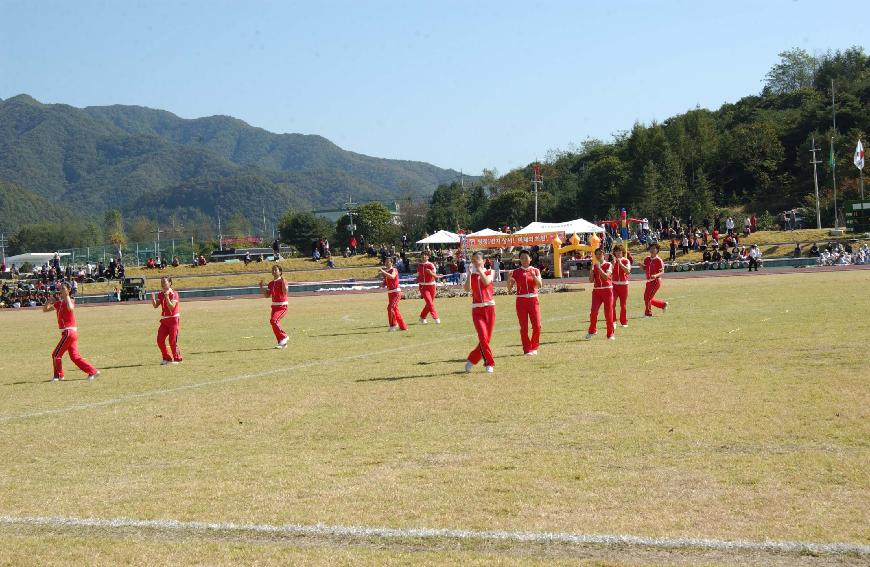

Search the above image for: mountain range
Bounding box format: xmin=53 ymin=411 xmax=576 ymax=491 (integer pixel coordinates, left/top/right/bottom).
xmin=0 ymin=94 xmax=464 ymax=230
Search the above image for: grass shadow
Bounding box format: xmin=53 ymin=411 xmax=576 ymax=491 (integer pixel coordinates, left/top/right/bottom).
xmin=417 ymin=358 xmax=467 ymax=366
xmin=357 ymin=370 xmax=468 ymax=382
xmin=310 ymin=329 xmax=385 ymax=337
xmin=188 ymin=347 xmax=277 ymax=355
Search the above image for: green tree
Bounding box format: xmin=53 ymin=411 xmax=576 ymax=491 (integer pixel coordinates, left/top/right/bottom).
xmin=128 ymin=216 xmax=156 ymax=243
xmin=103 ymin=209 xmax=126 ymax=247
xmin=480 ymin=190 xmax=532 ymax=229
xmin=226 ymin=212 xmax=252 ymax=237
xmin=278 ymin=210 xmax=334 ymax=252
xmin=341 ymin=202 xmax=396 ymax=244
xmin=426 ymin=182 xmax=469 ymax=232
xmin=764 ymin=48 xmax=819 ymax=95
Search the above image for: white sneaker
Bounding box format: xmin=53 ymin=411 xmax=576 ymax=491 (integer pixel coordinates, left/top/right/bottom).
xmin=87 ymin=371 xmax=100 ymax=380
xmin=161 ymin=360 xmax=171 ymax=365
xmin=485 ymin=366 xmax=494 ymax=373
xmin=434 ymin=318 xmax=441 ymax=324
xmin=169 ymin=361 xmax=180 ymax=365
xmin=644 ymin=314 xmax=653 ymax=318
xmin=419 ymin=318 xmax=428 ymax=325
xmin=464 ymin=361 xmax=474 ymax=373
xmin=584 ymin=333 xmax=595 ymax=340
xmin=278 ymin=337 xmax=289 ymax=347
xmin=663 ymin=302 xmax=669 ymax=312
xmin=51 ymin=376 xmax=60 ymax=382
xmin=388 ymin=326 xmax=399 ymax=332
xmin=621 ymin=324 xmax=629 ymax=328
xmin=607 ymin=336 xmax=615 ymax=341
xmin=524 ymin=352 xmax=535 ymax=356
xmin=530 ymin=350 xmax=538 ymax=355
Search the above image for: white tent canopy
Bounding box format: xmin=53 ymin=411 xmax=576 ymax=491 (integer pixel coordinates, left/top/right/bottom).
xmin=515 ymin=218 xmax=604 ymax=235
xmin=4 ymin=252 xmax=70 ymax=269
xmin=416 ymin=230 xmax=460 ymax=245
xmin=467 ymin=228 xmax=507 ymax=236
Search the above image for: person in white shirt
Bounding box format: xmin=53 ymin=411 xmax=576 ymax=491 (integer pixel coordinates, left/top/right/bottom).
xmin=748 ymin=244 xmax=761 ymax=272
xmin=726 ymin=217 xmax=735 ymax=235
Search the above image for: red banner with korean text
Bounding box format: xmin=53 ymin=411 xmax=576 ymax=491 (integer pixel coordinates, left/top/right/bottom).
xmin=465 ymin=232 xmax=565 ymax=249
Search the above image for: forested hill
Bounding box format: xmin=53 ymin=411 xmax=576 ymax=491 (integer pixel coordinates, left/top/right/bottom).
xmin=437 ymin=47 xmax=868 ymax=232
xmin=0 ymin=180 xmax=80 ymax=232
xmin=0 ymin=95 xmax=464 ymax=225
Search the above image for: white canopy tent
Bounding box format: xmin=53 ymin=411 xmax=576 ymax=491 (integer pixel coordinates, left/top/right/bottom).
xmin=416 ymin=230 xmax=461 ymax=245
xmin=4 ymin=252 xmax=70 ymax=269
xmin=467 ymin=228 xmax=507 ymax=236
xmin=515 ymin=218 xmax=604 ymax=235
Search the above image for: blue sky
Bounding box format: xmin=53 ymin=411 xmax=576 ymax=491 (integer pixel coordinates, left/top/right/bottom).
xmin=1 ymin=0 xmax=865 ymax=174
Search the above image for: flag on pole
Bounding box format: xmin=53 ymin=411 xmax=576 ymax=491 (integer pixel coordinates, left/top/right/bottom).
xmin=855 ymin=139 xmax=865 ymax=170
xmin=829 ymin=140 xmax=836 ymax=168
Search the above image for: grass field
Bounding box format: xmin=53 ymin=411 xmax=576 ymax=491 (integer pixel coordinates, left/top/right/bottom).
xmin=1 ymin=269 xmax=868 ymax=566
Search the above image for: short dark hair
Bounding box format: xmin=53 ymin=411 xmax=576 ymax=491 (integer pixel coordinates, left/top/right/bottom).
xmin=273 ymin=265 xmax=283 ymax=275
xmin=648 ymin=243 xmax=659 ymax=251
xmin=518 ymin=249 xmax=531 ymax=257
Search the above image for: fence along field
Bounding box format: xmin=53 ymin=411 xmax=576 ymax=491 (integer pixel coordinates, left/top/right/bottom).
xmin=0 ymin=269 xmax=868 ymax=565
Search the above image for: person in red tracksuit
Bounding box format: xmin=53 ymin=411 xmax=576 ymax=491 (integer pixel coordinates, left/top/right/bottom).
xmin=379 ymin=257 xmax=408 ymax=331
xmin=586 ymin=247 xmax=615 ymax=340
xmin=507 ymin=249 xmax=542 ymax=356
xmin=43 ymin=281 xmax=100 ymax=381
xmin=259 ymin=265 xmax=289 ymax=348
xmin=151 ymin=276 xmax=182 ymax=364
xmin=464 ymin=251 xmax=496 ymax=373
xmin=610 ymin=244 xmax=631 ymax=328
xmin=416 ymin=250 xmax=441 ymax=325
xmin=643 ymin=243 xmax=668 ymax=317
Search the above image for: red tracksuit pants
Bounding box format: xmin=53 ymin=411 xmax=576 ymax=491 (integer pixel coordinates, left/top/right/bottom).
xmin=467 ymin=305 xmax=495 ymax=367
xmin=157 ymin=319 xmax=182 ymax=362
xmin=52 ymin=329 xmax=97 ymax=378
xmin=611 ymin=284 xmax=628 ymax=326
xmin=419 ymin=285 xmax=439 ymax=320
xmin=644 ymin=279 xmax=666 ymax=316
xmin=589 ymin=288 xmax=615 ymax=337
xmin=515 ymin=298 xmax=540 ymax=353
xmin=270 ymin=305 xmax=288 ymax=341
xmin=388 ymin=292 xmax=407 ymax=330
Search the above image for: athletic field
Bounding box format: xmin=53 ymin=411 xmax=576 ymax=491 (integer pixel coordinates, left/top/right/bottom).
xmin=1 ymin=269 xmax=868 ymax=566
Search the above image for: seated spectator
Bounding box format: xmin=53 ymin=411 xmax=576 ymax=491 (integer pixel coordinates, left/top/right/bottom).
xmin=809 ymin=243 xmax=820 ymax=257
xmin=312 ymin=249 xmax=321 ymax=261
xmin=244 ymin=252 xmax=252 ymax=265
xmin=711 ymin=249 xmax=722 ymax=263
xmin=326 ymin=254 xmax=335 ymax=269
xmin=171 ymin=256 xmax=180 ymax=267
xmin=702 ymin=249 xmax=712 ymax=268
xmin=793 ymin=243 xmax=801 ymax=258
xmin=257 ymin=254 xmax=264 ymax=262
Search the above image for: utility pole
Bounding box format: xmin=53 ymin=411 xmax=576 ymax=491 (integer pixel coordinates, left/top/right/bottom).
xmin=262 ymin=208 xmax=267 ymax=239
xmin=217 ymin=212 xmax=223 ymax=251
xmin=531 ymin=162 xmax=542 ymax=222
xmin=831 ymin=80 xmax=840 ymax=231
xmin=344 ymin=195 xmax=358 ymax=235
xmin=809 ymin=136 xmax=822 ymax=229
xmin=0 ymin=232 xmax=7 ymax=266
xmin=151 ymin=224 xmax=165 ymax=260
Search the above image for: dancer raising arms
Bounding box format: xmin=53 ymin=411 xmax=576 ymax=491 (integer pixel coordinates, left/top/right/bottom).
xmin=507 ymin=249 xmax=542 ymax=356
xmin=259 ymin=265 xmax=289 ymax=348
xmin=43 ymin=281 xmax=100 ymax=381
xmin=416 ymin=250 xmax=441 ymax=325
xmin=643 ymin=243 xmax=668 ymax=317
xmin=586 ymin=247 xmax=615 ymax=340
xmin=464 ymin=251 xmax=496 ymax=373
xmin=151 ymin=276 xmax=182 ymax=364
xmin=610 ymin=244 xmax=631 ymax=328
xmin=379 ymin=257 xmax=408 ymax=331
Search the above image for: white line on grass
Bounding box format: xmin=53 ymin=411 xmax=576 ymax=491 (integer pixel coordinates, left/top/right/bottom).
xmin=0 ymin=313 xmax=579 ymax=424
xmin=0 ymin=515 xmax=867 ymax=556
